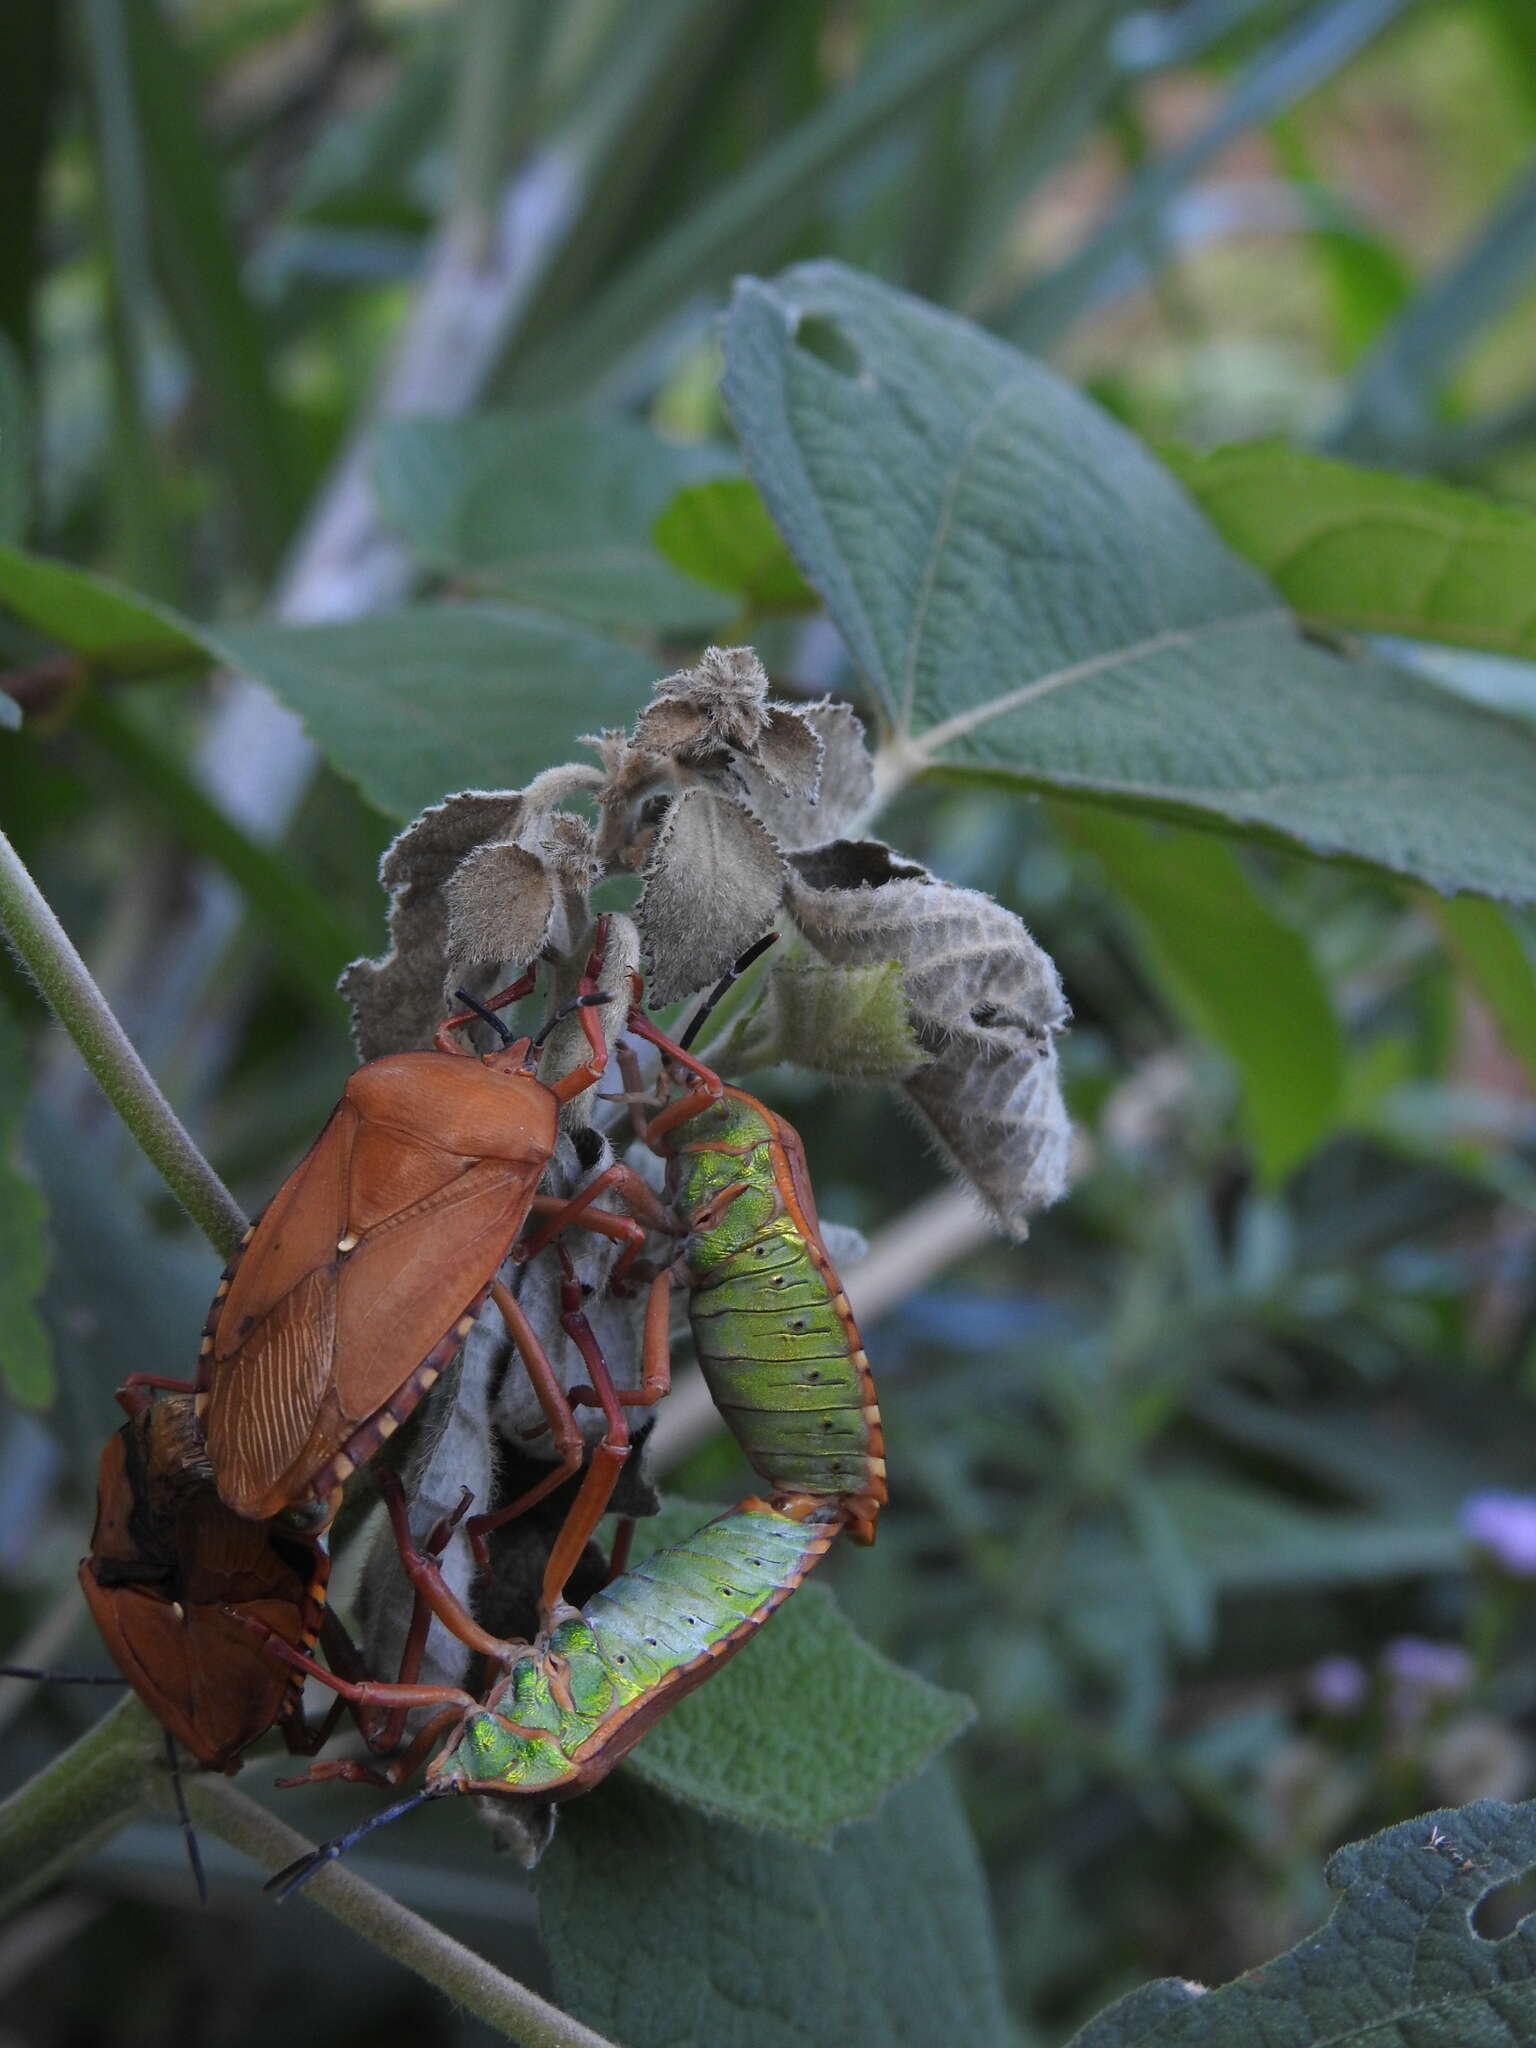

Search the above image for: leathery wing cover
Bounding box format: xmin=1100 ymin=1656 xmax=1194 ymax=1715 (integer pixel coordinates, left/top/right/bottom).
xmin=202 ymin=1048 xmax=559 ymax=1521
xmin=81 ymin=1397 xmax=324 ymax=1771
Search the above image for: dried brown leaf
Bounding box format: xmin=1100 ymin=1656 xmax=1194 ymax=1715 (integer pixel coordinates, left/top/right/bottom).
xmin=444 ymin=841 xmax=554 ymax=988
xmin=786 ymin=840 xmax=1068 ymax=1048
xmin=341 ymin=791 xmax=526 ymax=1059
xmin=785 ymin=838 xmax=1070 ymax=1228
xmin=636 ymin=789 xmax=785 ymax=1005
xmin=732 ymin=700 xmax=873 ymax=851
xmin=906 ymin=1036 xmax=1071 ymax=1238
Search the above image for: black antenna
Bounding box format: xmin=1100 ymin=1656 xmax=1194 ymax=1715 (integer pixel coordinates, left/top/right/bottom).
xmin=452 ymin=989 xmax=516 ymax=1046
xmin=679 ymin=931 xmax=779 ymax=1052
xmin=164 ymin=1728 xmax=208 ymax=1905
xmin=266 ymin=1784 xmax=441 ymax=1902
xmin=531 ymin=991 xmax=610 ymax=1051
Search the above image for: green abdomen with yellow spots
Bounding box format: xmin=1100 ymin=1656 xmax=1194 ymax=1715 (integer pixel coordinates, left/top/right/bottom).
xmin=429 ymin=1503 xmax=837 ymax=1798
xmin=692 ymin=1219 xmax=878 ymax=1499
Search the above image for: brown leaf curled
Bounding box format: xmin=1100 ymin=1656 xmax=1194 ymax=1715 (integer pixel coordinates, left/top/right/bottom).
xmin=340 ymin=790 xmax=526 ymax=1059
xmin=444 ymin=841 xmax=554 ymax=988
xmin=636 ymin=788 xmax=785 ymax=1005
xmin=733 ymin=700 xmax=869 ymax=845
xmin=785 ymin=838 xmax=1070 ymax=1230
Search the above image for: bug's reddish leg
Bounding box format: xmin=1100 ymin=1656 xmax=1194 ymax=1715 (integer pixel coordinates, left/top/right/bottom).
xmin=545 ymin=914 xmax=616 ymax=1104
xmin=533 ymin=1264 xmax=633 ymax=1622
xmin=373 ymin=1468 xmax=523 ymax=1662
xmin=516 ymin=1162 xmax=676 ymax=1291
xmin=432 ymin=963 xmax=540 ymax=1054
xmin=277 ymin=1706 xmax=465 ymax=1792
xmin=462 ymin=1281 xmax=589 ymax=1570
xmin=231 ymin=1612 xmax=480 ymax=1716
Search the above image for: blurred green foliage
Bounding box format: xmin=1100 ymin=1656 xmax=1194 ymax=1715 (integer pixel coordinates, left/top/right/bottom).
xmin=4 ymin=2 xmax=1536 ymax=2043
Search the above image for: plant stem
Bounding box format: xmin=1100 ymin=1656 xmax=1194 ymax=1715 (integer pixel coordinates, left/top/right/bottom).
xmin=188 ymin=1779 xmax=620 ymax=2048
xmin=0 ymin=1693 xmax=159 ymax=1911
xmin=0 ymin=825 xmax=247 ymax=1259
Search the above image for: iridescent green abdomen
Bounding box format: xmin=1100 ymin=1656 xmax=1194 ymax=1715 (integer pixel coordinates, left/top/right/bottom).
xmin=673 ymin=1091 xmax=885 ymax=1530
xmin=429 ymin=1501 xmax=837 ymax=1797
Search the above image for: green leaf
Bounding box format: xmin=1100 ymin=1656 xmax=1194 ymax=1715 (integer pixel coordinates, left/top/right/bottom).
xmin=78 ymin=692 xmax=363 ymax=1008
xmin=0 ymin=995 xmax=51 ymax=1407
xmin=1004 ymin=0 xmax=1411 ymax=348
xmin=371 ymin=411 xmax=737 ymax=629
xmin=0 ymin=333 xmax=29 ymax=545
xmin=1330 ymin=160 xmax=1536 ymax=463
xmin=504 ymin=0 xmax=1049 ymax=402
xmin=1069 ymin=1796 xmax=1536 ymax=2046
xmin=540 ymin=1767 xmax=1010 ymax=2048
xmin=1429 ymin=895 xmax=1536 ymax=1085
xmin=116 ymin=0 xmax=296 ymax=574
xmin=207 ymin=605 xmax=659 ymax=820
xmin=653 ymin=476 xmax=817 ymax=613
xmin=1169 ymin=440 xmax=1536 ymax=662
xmin=722 ymin=263 xmax=1536 ymax=902
xmin=1058 ymin=808 xmax=1343 ymax=1181
xmin=0 ymin=544 xmax=211 ymax=678
xmin=621 ymin=1498 xmax=970 ymax=1841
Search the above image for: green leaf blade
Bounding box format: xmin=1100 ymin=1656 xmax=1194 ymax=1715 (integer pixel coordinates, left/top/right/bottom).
xmin=723 ymin=263 xmax=1536 ymax=902
xmin=539 ymin=1767 xmax=1010 ymax=2048
xmin=618 ymin=1497 xmax=970 ymax=1841
xmin=208 ymin=605 xmax=660 ymax=819
xmin=1170 ymin=439 xmax=1536 ymax=661
xmin=0 ymin=544 xmax=211 ymax=677
xmin=1060 ymin=809 xmax=1344 ymax=1181
xmin=653 ymin=475 xmax=818 ymax=612
xmin=371 ymin=410 xmax=737 ymax=629
xmin=1068 ymin=1797 xmax=1536 ymax=2046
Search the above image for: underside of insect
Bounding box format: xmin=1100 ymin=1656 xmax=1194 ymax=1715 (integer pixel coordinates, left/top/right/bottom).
xmin=77 ymin=1391 xmax=333 ymax=1773
xmin=619 ymin=948 xmax=887 ymax=1546
xmin=259 ymin=1490 xmax=842 ymax=1896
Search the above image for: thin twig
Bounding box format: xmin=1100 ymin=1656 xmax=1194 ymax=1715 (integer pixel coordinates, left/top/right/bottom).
xmin=0 ymin=825 xmax=247 ymax=1259
xmin=650 ymin=1183 xmax=995 ymax=1472
xmin=187 ymin=1780 xmax=621 ymax=2048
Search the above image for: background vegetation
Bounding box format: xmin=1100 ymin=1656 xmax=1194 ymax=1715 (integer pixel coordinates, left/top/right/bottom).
xmin=4 ymin=2 xmax=1536 ymax=2042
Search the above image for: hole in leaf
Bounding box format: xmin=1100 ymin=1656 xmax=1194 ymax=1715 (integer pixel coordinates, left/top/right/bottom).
xmin=792 ymin=316 xmax=864 ymax=382
xmin=1474 ymin=1867 xmax=1536 ymax=1940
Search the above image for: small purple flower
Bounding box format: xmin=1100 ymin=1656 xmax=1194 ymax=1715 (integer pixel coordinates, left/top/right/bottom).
xmin=1461 ymin=1492 xmax=1536 ymax=1576
xmin=1380 ymin=1636 xmax=1473 ymax=1701
xmin=1308 ymin=1655 xmax=1368 ymax=1716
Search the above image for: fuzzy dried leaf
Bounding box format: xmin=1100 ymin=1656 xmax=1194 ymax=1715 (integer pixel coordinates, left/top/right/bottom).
xmin=787 ymin=839 xmax=1068 ymax=1049
xmin=630 ymin=694 xmax=713 ymax=758
xmin=785 ymin=838 xmax=1069 ymax=1227
xmin=733 ymin=699 xmax=873 ymax=851
xmin=444 ymin=841 xmax=554 ymax=991
xmin=637 ymin=789 xmax=785 ymax=1006
xmin=341 ymin=790 xmax=526 ymax=1058
xmin=722 ymin=961 xmax=922 ymax=1079
xmin=906 ymin=1035 xmax=1070 ymax=1237
xmin=359 ymin=1347 xmax=496 ymax=1707
xmin=751 ymin=705 xmax=824 ymax=796
xmin=652 ymin=644 xmax=771 ymax=745
xmin=543 ymin=813 xmax=602 ymax=956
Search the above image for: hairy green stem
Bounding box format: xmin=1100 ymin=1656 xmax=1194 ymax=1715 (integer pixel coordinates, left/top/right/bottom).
xmin=0 ymin=1693 xmax=159 ymax=1911
xmin=187 ymin=1780 xmax=620 ymax=2048
xmin=0 ymin=824 xmax=247 ymax=1258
